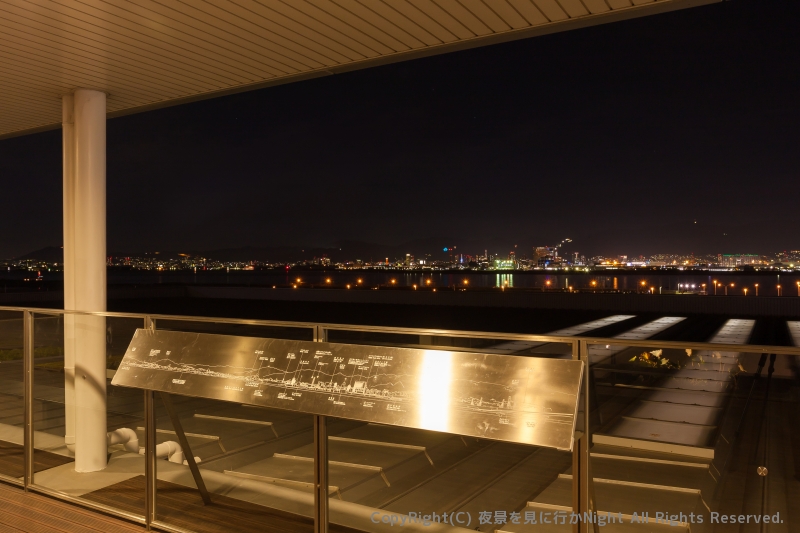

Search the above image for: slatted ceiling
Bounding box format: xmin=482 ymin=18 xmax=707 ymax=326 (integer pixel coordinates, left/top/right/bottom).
xmin=407 ymin=0 xmax=475 ymax=39
xmin=0 ymin=13 xmax=233 ymax=90
xmin=458 ymin=0 xmax=511 ymax=32
xmin=0 ymin=3 xmax=244 ymax=87
xmin=580 ymin=0 xmax=612 ymax=14
xmin=507 ymin=0 xmax=549 ymax=25
xmin=136 ymin=0 xmax=333 ymax=70
xmin=1 ymin=36 xmax=191 ymax=97
xmin=381 ymin=1 xmax=457 ymax=43
xmin=531 ymin=0 xmax=570 ymax=21
xmin=290 ymin=1 xmax=393 ymax=54
xmin=557 ymin=0 xmax=590 ymax=18
xmin=308 ymin=0 xmax=412 ymax=52
xmin=174 ymin=0 xmax=342 ymax=70
xmin=328 ymin=0 xmax=424 ymax=49
xmin=79 ymin=1 xmax=295 ymax=78
xmin=489 ymin=0 xmax=535 ymax=29
xmin=337 ymin=2 xmax=436 ymax=47
xmin=433 ymin=0 xmax=493 ymax=36
xmin=222 ymin=2 xmax=355 ymax=61
xmin=255 ymin=1 xmax=379 ymax=59
xmin=1 ymin=48 xmax=151 ymax=102
xmin=0 ymin=0 xmax=719 ymax=139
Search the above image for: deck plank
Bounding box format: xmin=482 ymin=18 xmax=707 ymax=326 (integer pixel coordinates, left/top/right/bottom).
xmin=0 ymin=440 xmax=73 ymax=478
xmin=0 ymin=481 xmax=143 ymax=532
xmin=82 ymin=476 xmax=365 ymax=533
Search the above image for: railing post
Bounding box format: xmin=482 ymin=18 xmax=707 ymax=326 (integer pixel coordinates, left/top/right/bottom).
xmin=144 ymin=389 xmax=156 ymax=529
xmin=313 ymin=415 xmax=329 ymax=533
xmin=23 ymin=310 xmax=34 ymax=490
xmin=313 ymin=324 xmax=328 ymax=533
xmin=144 ymin=316 xmax=156 ymax=529
xmin=572 ymin=339 xmax=595 ymax=533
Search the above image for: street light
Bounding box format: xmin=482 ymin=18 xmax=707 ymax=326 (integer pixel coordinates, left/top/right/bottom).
xmin=755 ymin=283 xmax=759 ymax=296
xmin=778 ymin=284 xmax=782 ymax=296
xmin=796 ymin=281 xmax=799 ymax=296
xmin=713 ymin=280 xmax=718 ymax=295
xmin=326 ymin=278 xmax=331 ymax=284
xmin=744 ymin=288 xmax=748 ymax=296
xmin=391 ymin=279 xmax=396 ymax=285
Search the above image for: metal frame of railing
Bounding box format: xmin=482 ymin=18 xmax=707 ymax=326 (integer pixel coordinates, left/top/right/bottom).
xmin=0 ymin=305 xmax=797 ymax=533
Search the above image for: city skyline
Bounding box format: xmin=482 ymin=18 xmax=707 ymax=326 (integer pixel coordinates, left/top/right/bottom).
xmin=7 ymin=243 xmax=800 ymax=273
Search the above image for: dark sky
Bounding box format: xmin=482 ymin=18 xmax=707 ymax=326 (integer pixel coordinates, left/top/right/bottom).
xmin=1 ymin=0 xmax=798 ymax=260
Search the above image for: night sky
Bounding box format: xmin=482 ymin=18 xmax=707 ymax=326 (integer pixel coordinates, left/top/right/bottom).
xmin=1 ymin=0 xmax=798 ymax=260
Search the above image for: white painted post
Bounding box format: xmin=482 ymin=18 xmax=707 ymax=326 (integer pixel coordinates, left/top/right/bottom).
xmin=71 ymin=88 xmax=107 ymax=472
xmin=62 ymin=94 xmax=76 ymax=454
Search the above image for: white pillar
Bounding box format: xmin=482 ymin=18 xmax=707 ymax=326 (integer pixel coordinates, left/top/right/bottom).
xmin=70 ymin=88 xmax=108 ymax=472
xmin=62 ymin=95 xmax=76 ymax=454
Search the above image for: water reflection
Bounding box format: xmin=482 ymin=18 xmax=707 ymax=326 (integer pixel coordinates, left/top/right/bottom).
xmin=496 ymin=274 xmax=514 ymax=288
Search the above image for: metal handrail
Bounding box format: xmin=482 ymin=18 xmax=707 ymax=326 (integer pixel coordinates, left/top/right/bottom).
xmin=5 ymin=304 xmax=800 ymax=356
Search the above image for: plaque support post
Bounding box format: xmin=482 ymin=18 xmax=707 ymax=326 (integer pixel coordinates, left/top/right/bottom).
xmin=159 ymin=392 xmax=211 ymax=505
xmin=23 ymin=310 xmax=34 ymax=490
xmin=314 ymin=414 xmax=329 ymax=533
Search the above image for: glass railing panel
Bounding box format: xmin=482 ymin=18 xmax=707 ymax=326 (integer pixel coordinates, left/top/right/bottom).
xmin=30 ymin=312 xmax=146 ymax=520
xmin=325 ymin=418 xmax=573 ymax=532
xmin=83 ymin=315 xmax=147 ymax=516
xmin=586 ymin=340 xmax=800 ymax=530
xmin=146 ymin=319 xmax=317 ymax=531
xmin=153 ymin=392 xmax=316 ymax=532
xmin=30 ymin=311 xmax=74 ymax=490
xmin=0 ymin=310 xmax=24 ymax=481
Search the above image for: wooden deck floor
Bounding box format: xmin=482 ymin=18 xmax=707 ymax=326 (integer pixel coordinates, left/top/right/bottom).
xmin=0 ymin=481 xmax=144 ymax=533
xmin=82 ymin=476 xmax=364 ymax=533
xmin=0 ymin=441 xmax=73 ymax=479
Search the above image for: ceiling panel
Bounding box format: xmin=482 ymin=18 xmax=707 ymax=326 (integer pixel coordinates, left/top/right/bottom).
xmin=0 ymin=0 xmax=719 ymax=139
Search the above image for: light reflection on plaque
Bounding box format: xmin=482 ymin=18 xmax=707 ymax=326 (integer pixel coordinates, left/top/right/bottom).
xmin=418 ymin=351 xmax=452 ymax=432
xmin=112 ymin=329 xmax=583 ymax=450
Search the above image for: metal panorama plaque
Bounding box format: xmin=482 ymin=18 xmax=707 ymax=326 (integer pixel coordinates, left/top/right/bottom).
xmin=112 ymin=329 xmax=583 ymax=450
